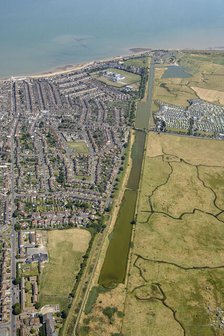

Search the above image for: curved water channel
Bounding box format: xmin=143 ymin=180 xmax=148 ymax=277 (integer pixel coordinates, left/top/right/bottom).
xmin=99 ymin=61 xmax=155 ymax=288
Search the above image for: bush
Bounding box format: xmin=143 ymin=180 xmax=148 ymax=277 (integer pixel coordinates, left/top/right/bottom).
xmin=117 ymin=311 xmax=125 ymax=318
xmin=35 ymin=302 xmax=41 ymax=309
xmin=79 ymin=325 xmax=90 ymax=336
xmin=102 ymin=306 xmax=117 ymax=320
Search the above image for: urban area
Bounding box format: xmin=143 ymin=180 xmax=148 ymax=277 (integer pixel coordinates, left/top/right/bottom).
xmin=0 ymin=53 xmax=147 ymax=336
xmin=1 ymin=49 xmax=224 ymax=336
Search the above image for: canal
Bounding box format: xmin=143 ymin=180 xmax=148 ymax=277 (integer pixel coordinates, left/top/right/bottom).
xmin=99 ymin=60 xmax=154 ymax=288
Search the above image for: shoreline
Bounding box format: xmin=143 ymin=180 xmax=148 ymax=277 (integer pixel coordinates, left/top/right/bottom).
xmin=2 ymin=48 xmax=151 ymax=81
xmin=2 ymin=47 xmax=224 ymax=81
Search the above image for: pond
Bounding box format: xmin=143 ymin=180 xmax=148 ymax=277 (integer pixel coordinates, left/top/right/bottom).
xmin=162 ymin=65 xmax=191 ymax=78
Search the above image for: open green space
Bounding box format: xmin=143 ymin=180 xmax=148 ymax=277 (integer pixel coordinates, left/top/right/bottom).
xmin=67 ymin=140 xmax=90 ymax=154
xmin=123 ymin=133 xmax=224 ymax=336
xmin=19 ymin=263 xmax=39 ymax=278
xmin=39 ymin=229 xmax=91 ymax=310
xmin=123 ymin=57 xmax=148 ymax=68
xmin=183 ymin=51 xmax=224 ymax=66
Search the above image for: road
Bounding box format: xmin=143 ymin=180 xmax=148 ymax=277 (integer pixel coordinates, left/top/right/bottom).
xmin=147 ymin=58 xmax=155 ymax=126
xmin=10 ymin=117 xmax=20 ymax=336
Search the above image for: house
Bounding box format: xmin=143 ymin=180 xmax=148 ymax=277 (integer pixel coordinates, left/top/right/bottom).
xmin=42 ymin=313 xmax=58 ymax=336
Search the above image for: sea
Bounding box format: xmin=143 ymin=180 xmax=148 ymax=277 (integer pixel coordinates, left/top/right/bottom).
xmin=0 ymin=0 xmax=224 ymax=77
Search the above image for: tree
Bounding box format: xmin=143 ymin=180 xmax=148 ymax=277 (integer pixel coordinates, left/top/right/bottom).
xmin=12 ymin=303 xmax=21 ymax=315
xmin=61 ymin=310 xmax=67 ymax=319
xmin=102 ymin=306 xmax=117 ymax=320
xmin=35 ymin=302 xmax=41 ymax=309
xmin=14 ymin=223 xmax=21 ymax=231
xmin=13 ymin=277 xmax=21 ymax=286
xmin=13 ymin=210 xmax=19 ymax=218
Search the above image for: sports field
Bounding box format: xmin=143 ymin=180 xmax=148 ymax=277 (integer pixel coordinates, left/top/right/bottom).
xmin=122 ymin=133 xmax=224 ymax=336
xmin=67 ymin=140 xmax=90 ymax=154
xmin=94 ymin=68 xmax=141 ymax=89
xmin=39 ymin=228 xmax=91 ymax=310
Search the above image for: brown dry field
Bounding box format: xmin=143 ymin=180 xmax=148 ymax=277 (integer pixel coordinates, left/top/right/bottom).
xmin=80 ymin=284 xmax=126 ymax=336
xmin=147 ymin=132 xmax=224 ymax=166
xmin=39 ymin=228 xmax=91 ymax=310
xmin=122 ymin=133 xmax=224 ymax=336
xmin=191 ymin=87 xmax=224 ymax=105
xmin=47 ymin=228 xmax=90 ymax=252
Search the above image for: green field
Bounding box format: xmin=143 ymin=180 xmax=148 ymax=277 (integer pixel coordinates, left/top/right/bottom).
xmin=39 ymin=229 xmax=91 ymax=310
xmin=123 ymin=133 xmax=224 ymax=336
xmin=67 ymin=140 xmax=90 ymax=154
xmin=19 ymin=263 xmax=39 ymax=277
xmin=94 ymin=68 xmax=141 ymax=89
xmin=124 ymin=57 xmax=148 ymax=68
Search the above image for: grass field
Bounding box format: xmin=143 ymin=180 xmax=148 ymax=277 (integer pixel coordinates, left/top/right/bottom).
xmin=122 ymin=133 xmax=224 ymax=336
xmin=39 ymin=229 xmax=91 ymax=310
xmin=67 ymin=140 xmax=90 ymax=154
xmin=94 ymin=68 xmax=141 ymax=89
xmin=123 ymin=57 xmax=148 ymax=68
xmin=19 ymin=263 xmax=39 ymax=277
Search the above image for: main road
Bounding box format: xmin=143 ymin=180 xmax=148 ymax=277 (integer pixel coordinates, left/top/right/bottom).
xmin=10 ymin=116 xmax=20 ymax=336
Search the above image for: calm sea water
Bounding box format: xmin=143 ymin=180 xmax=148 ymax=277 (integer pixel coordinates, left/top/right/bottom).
xmin=0 ymin=0 xmax=224 ymax=77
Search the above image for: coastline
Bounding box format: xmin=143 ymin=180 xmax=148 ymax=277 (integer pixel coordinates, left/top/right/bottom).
xmin=31 ymin=48 xmax=153 ymax=79
xmin=28 ymin=47 xmax=223 ymax=80
xmin=2 ymin=47 xmax=223 ymax=81
xmin=1 ymin=49 xmax=151 ymax=81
